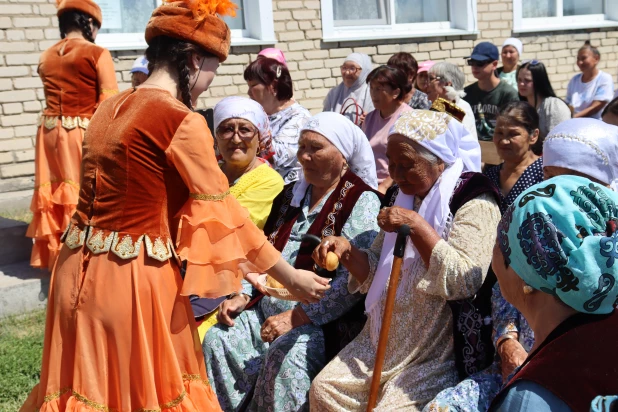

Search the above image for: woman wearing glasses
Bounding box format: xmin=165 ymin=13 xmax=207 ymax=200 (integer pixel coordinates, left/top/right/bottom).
xmin=517 ymin=60 xmax=571 ymax=154
xmin=323 ymin=53 xmax=374 ymax=125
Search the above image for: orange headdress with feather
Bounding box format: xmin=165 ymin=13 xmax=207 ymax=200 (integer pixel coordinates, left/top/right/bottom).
xmin=145 ymin=0 xmax=238 ymax=62
xmin=56 ymin=0 xmax=103 ymax=27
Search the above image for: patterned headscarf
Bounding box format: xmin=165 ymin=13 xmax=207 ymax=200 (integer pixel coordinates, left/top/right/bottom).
xmin=213 ymin=96 xmax=274 ymax=160
xmin=497 ymin=175 xmax=618 ymax=314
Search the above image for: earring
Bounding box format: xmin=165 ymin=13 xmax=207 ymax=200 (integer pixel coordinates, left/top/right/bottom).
xmin=523 ymin=285 xmax=534 ymax=295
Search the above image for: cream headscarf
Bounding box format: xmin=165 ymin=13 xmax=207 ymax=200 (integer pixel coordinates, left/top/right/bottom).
xmin=291 ymin=112 xmax=378 ymax=207
xmin=365 ymin=110 xmax=481 ymax=345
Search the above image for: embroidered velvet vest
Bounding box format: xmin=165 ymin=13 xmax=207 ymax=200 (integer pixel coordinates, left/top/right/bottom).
xmin=490 ymin=311 xmax=618 ymax=412
xmin=263 ymin=170 xmax=381 ymax=360
xmin=383 ymin=172 xmax=501 ymax=379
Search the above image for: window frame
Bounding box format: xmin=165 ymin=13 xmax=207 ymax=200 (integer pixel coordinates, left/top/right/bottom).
xmin=94 ymin=0 xmax=275 ymax=51
xmin=513 ymin=0 xmax=618 ymax=33
xmin=321 ymin=0 xmax=477 ymax=42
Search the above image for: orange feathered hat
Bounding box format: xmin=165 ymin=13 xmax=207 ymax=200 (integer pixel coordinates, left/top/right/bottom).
xmin=56 ymin=0 xmax=103 ymax=27
xmin=145 ymin=0 xmax=237 ymax=62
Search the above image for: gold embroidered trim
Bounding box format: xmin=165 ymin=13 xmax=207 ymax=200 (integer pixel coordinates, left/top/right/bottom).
xmin=134 ymin=391 xmax=186 ymax=412
xmin=86 ymin=227 xmax=114 ymax=254
xmin=65 ymin=224 xmax=87 ymax=249
xmin=391 ymin=110 xmax=450 ymax=142
xmin=110 ymin=232 xmax=144 ymax=260
xmin=101 ymin=88 xmax=119 ymax=95
xmin=72 ymin=390 xmax=113 ymax=411
xmin=182 ymin=372 xmax=210 ymax=386
xmin=43 ymin=387 xmax=71 ymax=402
xmin=39 ymin=115 xmax=91 ymax=130
xmin=34 ymin=178 xmax=79 ymax=191
xmin=144 ymin=235 xmax=173 ymax=262
xmin=545 ymin=133 xmax=610 ymax=166
xmin=189 ymin=190 xmax=230 ymax=201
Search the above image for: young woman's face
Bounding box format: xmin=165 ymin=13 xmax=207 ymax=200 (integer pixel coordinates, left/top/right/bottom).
xmin=517 ymin=68 xmax=535 ymax=99
xmin=501 ymin=45 xmax=519 ymax=69
xmin=577 ymin=49 xmax=599 ymax=72
xmin=416 ymin=72 xmax=429 ymax=92
xmin=190 ymin=54 xmax=219 ymax=104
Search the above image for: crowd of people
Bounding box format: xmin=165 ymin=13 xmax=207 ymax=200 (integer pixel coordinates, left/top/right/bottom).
xmin=20 ymin=0 xmax=618 ymax=411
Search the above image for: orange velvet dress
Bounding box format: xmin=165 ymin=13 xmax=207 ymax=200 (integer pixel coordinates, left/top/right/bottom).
xmin=21 ymin=87 xmax=280 ymax=411
xmin=28 ymin=37 xmax=118 ymax=271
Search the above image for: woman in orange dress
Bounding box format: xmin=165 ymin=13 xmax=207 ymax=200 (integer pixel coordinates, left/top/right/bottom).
xmin=21 ymin=1 xmax=330 ymax=411
xmin=28 ymin=0 xmax=119 ymax=271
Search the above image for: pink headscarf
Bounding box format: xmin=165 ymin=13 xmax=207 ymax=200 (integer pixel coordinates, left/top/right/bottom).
xmin=258 ymin=48 xmax=287 ymax=67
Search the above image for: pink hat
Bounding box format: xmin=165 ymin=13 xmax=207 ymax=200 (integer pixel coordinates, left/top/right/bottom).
xmin=417 ymin=60 xmax=436 ymax=74
xmin=258 ymin=48 xmax=287 ymax=67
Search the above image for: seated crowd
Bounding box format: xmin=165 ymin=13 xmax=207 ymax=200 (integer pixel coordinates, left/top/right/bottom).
xmin=192 ymin=40 xmax=618 ymax=412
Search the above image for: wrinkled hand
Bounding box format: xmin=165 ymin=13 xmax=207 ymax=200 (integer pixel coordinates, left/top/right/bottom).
xmin=216 ymin=294 xmax=250 ymax=327
xmin=312 ymin=236 xmax=351 ymax=269
xmin=499 ymin=338 xmax=528 ymax=382
xmin=260 ymin=310 xmax=294 ymax=343
xmin=283 ymin=269 xmax=330 ymax=305
xmin=377 ymin=206 xmax=416 ymax=233
xmin=244 ymin=272 xmax=270 ymax=297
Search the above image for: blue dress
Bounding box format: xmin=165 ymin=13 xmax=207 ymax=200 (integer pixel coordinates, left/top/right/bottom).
xmin=203 ymin=187 xmax=381 ymax=411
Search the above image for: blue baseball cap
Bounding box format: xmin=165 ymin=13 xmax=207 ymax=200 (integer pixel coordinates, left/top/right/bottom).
xmin=465 ymin=42 xmax=499 ymax=62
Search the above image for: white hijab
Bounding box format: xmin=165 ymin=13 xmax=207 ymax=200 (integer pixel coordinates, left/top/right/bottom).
xmin=365 ymin=110 xmax=481 ymax=345
xmin=324 ymin=53 xmax=374 ymax=117
xmin=543 ymin=118 xmax=618 ymax=191
xmin=291 ymin=112 xmax=378 ymax=207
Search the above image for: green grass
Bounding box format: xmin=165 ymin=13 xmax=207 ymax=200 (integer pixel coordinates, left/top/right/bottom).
xmin=0 ymin=209 xmax=32 ymax=224
xmin=0 ymin=310 xmax=45 ymax=412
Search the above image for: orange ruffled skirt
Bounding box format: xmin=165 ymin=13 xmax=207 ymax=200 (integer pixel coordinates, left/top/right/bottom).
xmin=21 ymin=244 xmax=222 ymax=411
xmin=27 ymin=121 xmax=82 ymax=271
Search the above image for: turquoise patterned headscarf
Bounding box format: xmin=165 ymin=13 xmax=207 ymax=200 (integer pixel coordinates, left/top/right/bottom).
xmin=497 ymin=175 xmax=618 ymax=314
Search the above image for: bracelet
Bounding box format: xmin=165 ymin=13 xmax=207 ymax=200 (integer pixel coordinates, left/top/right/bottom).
xmin=496 ymin=333 xmax=517 ymax=349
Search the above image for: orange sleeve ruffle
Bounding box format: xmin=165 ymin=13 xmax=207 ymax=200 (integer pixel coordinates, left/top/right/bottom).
xmin=167 ymin=112 xmax=280 ymax=299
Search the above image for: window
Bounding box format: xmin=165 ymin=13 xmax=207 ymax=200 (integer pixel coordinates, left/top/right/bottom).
xmin=94 ymin=0 xmax=275 ymax=51
xmin=322 ymin=0 xmax=477 ymax=42
xmin=513 ymin=0 xmax=618 ymax=32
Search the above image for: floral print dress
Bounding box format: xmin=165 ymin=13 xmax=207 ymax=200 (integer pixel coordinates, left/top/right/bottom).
xmin=203 ymin=188 xmax=381 ymax=412
xmin=423 ymin=159 xmax=543 ymax=412
xmin=268 ymin=102 xmax=311 ymax=185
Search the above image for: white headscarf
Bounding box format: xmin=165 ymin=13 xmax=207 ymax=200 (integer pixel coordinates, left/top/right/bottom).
xmin=323 ymin=53 xmax=375 ymax=119
xmin=365 ymin=110 xmax=481 ymax=345
xmin=291 ymin=112 xmax=378 ymax=207
xmin=213 ymin=96 xmax=273 ymax=158
xmin=502 ymin=37 xmax=523 ymax=56
xmin=543 ymin=118 xmax=618 ymax=190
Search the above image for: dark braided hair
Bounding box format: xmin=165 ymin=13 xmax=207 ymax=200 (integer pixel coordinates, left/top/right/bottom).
xmin=58 ymin=10 xmax=99 ymax=43
xmin=145 ymin=36 xmax=214 ymax=110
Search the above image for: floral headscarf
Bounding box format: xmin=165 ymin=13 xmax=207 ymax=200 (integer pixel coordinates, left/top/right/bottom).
xmin=497 ymin=175 xmax=618 ymax=314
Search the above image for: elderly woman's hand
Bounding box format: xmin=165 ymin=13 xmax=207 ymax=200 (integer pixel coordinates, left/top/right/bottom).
xmin=312 ymin=236 xmax=352 ymax=269
xmin=217 ymin=294 xmax=251 ymax=327
xmin=377 ymin=206 xmax=417 ymax=233
xmin=260 ymin=307 xmax=311 ymax=343
xmin=498 ymin=336 xmax=528 ymax=382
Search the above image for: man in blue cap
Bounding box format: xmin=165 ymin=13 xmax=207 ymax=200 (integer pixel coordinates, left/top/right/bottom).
xmin=463 ymin=42 xmax=519 ymax=143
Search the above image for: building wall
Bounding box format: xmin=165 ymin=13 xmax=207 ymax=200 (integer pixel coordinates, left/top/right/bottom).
xmin=1 ymin=0 xmax=617 ymax=193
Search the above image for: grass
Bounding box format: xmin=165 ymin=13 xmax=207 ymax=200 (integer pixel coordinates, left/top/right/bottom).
xmin=0 ymin=310 xmax=45 ymax=412
xmin=0 ymin=208 xmax=32 ymax=224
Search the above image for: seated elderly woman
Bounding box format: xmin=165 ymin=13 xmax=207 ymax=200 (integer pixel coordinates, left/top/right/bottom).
xmin=425 ymin=117 xmax=618 ymax=412
xmin=487 ymin=175 xmax=618 ymax=411
xmin=426 ymin=62 xmax=478 ymax=139
xmin=310 ymin=110 xmax=501 ymax=411
xmin=203 ymin=112 xmax=382 ymax=411
xmin=194 ymin=96 xmax=285 ymax=340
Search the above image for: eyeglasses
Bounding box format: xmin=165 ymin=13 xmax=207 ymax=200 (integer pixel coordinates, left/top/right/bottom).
xmin=467 ymin=59 xmax=492 ymax=68
xmin=340 ymin=66 xmax=360 ymax=74
xmin=428 ymin=75 xmax=442 ymax=83
xmin=216 ymin=125 xmax=258 ymax=140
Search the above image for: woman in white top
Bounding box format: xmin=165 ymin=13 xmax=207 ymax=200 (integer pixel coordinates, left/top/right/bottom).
xmin=426 ymin=62 xmax=478 ymax=139
xmin=517 ymin=60 xmax=571 ymax=154
xmin=497 ymin=37 xmax=522 ymax=91
xmin=566 ymin=41 xmax=614 ymax=119
xmin=323 ymin=53 xmax=374 ymax=126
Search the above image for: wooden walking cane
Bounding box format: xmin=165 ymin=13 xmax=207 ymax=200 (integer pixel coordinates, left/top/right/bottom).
xmin=366 ymin=224 xmax=411 ymax=411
